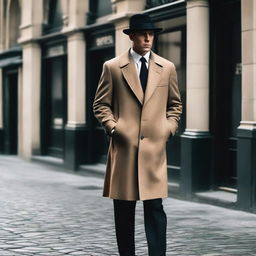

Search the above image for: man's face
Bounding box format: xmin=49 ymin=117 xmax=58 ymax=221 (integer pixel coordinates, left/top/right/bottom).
xmin=129 ymin=30 xmax=154 ymax=56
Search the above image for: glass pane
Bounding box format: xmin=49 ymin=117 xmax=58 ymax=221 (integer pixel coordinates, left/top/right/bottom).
xmin=48 ymin=0 xmax=63 ymax=30
xmin=157 ymin=29 xmax=186 ymax=176
xmin=51 ymin=58 xmax=64 ymax=125
xmin=90 ymin=0 xmax=112 ymax=20
xmin=158 ymin=31 xmax=182 ymax=69
xmin=158 ymin=30 xmax=186 ymax=131
xmin=97 ymin=0 xmax=112 ymax=17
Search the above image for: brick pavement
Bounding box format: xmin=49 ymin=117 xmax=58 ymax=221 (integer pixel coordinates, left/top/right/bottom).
xmin=0 ymin=155 xmax=256 ymax=256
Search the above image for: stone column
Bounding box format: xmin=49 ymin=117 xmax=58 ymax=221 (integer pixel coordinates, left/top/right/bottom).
xmin=18 ymin=0 xmax=43 ymax=159
xmin=110 ymin=0 xmax=146 ymax=56
xmin=65 ymin=32 xmax=86 ymax=169
xmin=64 ymin=0 xmax=88 ymax=169
xmin=180 ymin=0 xmax=212 ymax=198
xmin=237 ymin=0 xmax=256 ymax=211
xmin=67 ymin=33 xmax=86 ymax=127
xmin=66 ymin=0 xmax=87 ymax=30
xmin=19 ymin=43 xmax=41 ymax=158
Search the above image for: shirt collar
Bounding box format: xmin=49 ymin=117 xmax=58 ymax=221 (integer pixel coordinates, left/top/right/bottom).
xmin=130 ymin=48 xmax=150 ymax=64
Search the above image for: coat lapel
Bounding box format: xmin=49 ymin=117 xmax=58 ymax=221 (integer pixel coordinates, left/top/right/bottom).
xmin=119 ymin=50 xmax=164 ymax=105
xmin=144 ymin=53 xmax=163 ymax=105
xmin=120 ymin=51 xmax=144 ymax=105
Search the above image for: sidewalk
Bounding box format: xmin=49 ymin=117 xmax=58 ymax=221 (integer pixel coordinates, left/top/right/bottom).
xmin=0 ymin=155 xmax=256 ymax=256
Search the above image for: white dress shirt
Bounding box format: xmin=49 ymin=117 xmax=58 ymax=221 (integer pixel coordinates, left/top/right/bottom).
xmin=130 ymin=48 xmax=150 ymax=75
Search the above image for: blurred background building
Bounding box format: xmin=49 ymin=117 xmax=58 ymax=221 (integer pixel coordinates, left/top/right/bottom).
xmin=0 ymin=0 xmax=255 ymax=212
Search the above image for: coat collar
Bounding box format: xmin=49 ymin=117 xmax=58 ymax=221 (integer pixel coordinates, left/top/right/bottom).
xmin=119 ymin=50 xmax=164 ymax=105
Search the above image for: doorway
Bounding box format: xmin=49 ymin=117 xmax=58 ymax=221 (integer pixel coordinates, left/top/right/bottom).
xmin=3 ymin=69 xmax=18 ymax=154
xmin=211 ymin=0 xmax=241 ymax=190
xmin=87 ymin=46 xmax=115 ymax=163
xmin=42 ymin=56 xmax=67 ymax=158
xmin=156 ymin=26 xmax=186 ymax=183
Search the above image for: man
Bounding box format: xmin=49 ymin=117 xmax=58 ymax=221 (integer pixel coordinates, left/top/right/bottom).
xmin=93 ymin=14 xmax=182 ymax=256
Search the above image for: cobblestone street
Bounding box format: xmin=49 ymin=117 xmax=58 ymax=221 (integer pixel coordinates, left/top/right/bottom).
xmin=0 ymin=155 xmax=256 ymax=256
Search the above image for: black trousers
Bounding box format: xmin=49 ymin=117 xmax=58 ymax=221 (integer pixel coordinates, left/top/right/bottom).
xmin=113 ymin=198 xmax=167 ymax=256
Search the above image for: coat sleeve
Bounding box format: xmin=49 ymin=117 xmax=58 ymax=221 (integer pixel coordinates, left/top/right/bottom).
xmin=167 ymin=63 xmax=182 ymax=136
xmin=93 ymin=62 xmax=117 ymax=135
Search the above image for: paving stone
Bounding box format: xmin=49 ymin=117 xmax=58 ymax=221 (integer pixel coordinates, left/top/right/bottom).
xmin=0 ymin=155 xmax=256 ymax=255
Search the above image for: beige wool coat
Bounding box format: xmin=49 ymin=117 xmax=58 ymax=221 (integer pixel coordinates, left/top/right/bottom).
xmin=93 ymin=50 xmax=182 ymax=201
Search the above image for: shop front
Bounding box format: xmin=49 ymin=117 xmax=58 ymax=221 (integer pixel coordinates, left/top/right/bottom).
xmin=146 ymin=0 xmax=186 ymax=186
xmin=85 ymin=26 xmax=115 ymax=164
xmin=0 ymin=48 xmax=22 ymax=155
xmin=210 ymin=0 xmax=241 ymax=192
xmin=41 ymin=40 xmax=67 ymax=159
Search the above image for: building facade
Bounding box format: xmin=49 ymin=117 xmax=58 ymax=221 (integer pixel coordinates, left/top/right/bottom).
xmin=0 ymin=0 xmax=255 ymax=212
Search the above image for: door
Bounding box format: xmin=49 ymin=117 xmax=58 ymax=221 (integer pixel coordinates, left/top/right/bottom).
xmin=156 ymin=27 xmax=186 ymax=183
xmin=87 ymin=47 xmax=115 ymax=163
xmin=43 ymin=56 xmax=67 ymax=158
xmin=3 ymin=70 xmax=18 ymax=154
xmin=211 ymin=0 xmax=241 ymax=190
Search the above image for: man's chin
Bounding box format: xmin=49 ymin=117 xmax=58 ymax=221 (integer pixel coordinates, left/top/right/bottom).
xmin=142 ymin=48 xmax=151 ymax=53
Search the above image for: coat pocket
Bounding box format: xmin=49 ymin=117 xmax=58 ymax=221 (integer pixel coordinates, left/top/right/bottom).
xmin=112 ymin=120 xmax=127 ymax=142
xmin=166 ymin=119 xmax=178 ymax=137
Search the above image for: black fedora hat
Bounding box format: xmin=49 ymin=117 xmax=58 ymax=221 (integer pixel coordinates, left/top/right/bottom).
xmin=123 ymin=14 xmax=162 ymax=35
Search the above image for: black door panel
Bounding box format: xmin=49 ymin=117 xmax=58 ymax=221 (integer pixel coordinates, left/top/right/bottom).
xmin=211 ymin=0 xmax=241 ymax=189
xmin=3 ymin=70 xmax=18 ymax=154
xmin=87 ymin=47 xmax=115 ymax=163
xmin=157 ymin=28 xmax=186 ymax=183
xmin=43 ymin=56 xmax=67 ymax=158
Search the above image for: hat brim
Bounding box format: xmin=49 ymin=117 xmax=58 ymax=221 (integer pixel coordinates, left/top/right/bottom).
xmin=123 ymin=28 xmax=163 ymax=35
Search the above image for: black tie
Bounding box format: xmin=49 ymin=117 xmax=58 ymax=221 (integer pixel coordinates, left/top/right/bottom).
xmin=139 ymin=57 xmax=148 ymax=92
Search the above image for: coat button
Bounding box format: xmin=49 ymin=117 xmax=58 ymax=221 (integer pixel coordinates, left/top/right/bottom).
xmin=140 ymin=135 xmax=144 ymax=140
